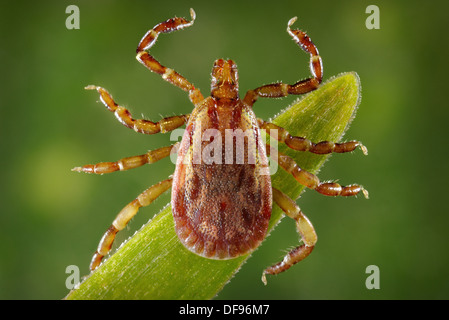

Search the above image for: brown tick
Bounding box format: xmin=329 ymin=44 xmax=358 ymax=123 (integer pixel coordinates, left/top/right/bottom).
xmin=73 ymin=9 xmax=368 ymax=284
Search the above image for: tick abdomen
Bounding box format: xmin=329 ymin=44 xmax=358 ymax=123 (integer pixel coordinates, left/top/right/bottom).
xmin=171 ymin=98 xmax=272 ymax=259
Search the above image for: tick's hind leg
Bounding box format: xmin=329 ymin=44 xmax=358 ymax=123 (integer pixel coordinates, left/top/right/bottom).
xmin=86 ymin=85 xmax=189 ymax=134
xmin=267 ymin=145 xmax=369 ymax=198
xmin=136 ymin=8 xmax=204 ymax=105
xmin=259 ymin=119 xmax=368 ymax=155
xmin=90 ymin=178 xmax=173 ymax=271
xmin=72 ymin=144 xmax=176 ymax=174
xmin=262 ymin=188 xmax=317 ymax=285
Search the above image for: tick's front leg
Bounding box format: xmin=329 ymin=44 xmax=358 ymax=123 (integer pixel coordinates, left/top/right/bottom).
xmin=90 ymin=178 xmax=173 ymax=271
xmin=262 ymin=188 xmax=317 ymax=285
xmin=243 ymin=17 xmax=322 ymax=107
xmin=136 ymin=8 xmax=204 ymax=105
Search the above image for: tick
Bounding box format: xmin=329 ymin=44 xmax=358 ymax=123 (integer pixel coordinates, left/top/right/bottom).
xmin=73 ymin=9 xmax=368 ymax=284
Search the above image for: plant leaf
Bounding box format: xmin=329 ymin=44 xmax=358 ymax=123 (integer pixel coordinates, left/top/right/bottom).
xmin=65 ymin=72 xmax=362 ymax=300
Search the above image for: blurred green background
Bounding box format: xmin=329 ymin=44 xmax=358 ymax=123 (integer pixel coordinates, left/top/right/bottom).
xmin=1 ymin=0 xmax=448 ymax=299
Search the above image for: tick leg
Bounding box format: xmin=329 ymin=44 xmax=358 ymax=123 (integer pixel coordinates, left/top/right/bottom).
xmin=259 ymin=119 xmax=368 ymax=155
xmin=243 ymin=17 xmax=323 ymax=107
xmin=90 ymin=178 xmax=173 ymax=271
xmin=262 ymin=188 xmax=317 ymax=285
xmin=86 ymin=85 xmax=189 ymax=134
xmin=267 ymin=145 xmax=369 ymax=198
xmin=136 ymin=8 xmax=204 ymax=105
xmin=72 ymin=144 xmax=176 ymax=174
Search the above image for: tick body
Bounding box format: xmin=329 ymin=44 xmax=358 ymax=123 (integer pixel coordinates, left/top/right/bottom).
xmin=172 ymin=61 xmax=272 ymax=259
xmin=74 ymin=9 xmax=367 ymax=284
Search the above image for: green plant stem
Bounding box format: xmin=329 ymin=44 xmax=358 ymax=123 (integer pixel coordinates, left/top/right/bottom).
xmin=65 ymin=72 xmax=362 ymax=300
